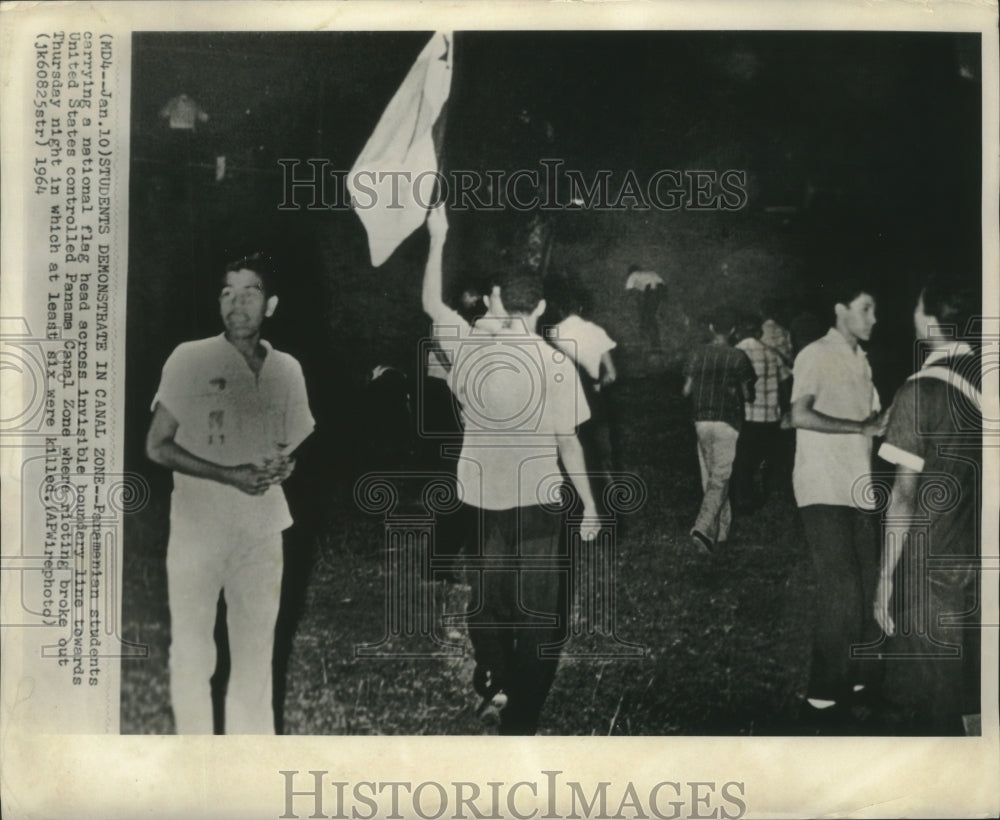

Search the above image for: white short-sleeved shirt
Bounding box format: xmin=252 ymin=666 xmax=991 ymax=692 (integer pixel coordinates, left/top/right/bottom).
xmin=153 ymin=334 xmax=315 ymax=534
xmin=625 ymin=270 xmax=665 ymax=291
xmin=550 ymin=314 xmax=616 ymax=381
xmin=791 ymin=327 xmax=880 ymax=509
xmin=431 ymin=307 xmax=590 ymax=510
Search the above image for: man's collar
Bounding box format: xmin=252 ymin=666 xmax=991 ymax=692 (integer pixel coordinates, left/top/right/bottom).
xmin=474 ymin=315 xmax=538 ymax=337
xmin=217 ymin=332 xmax=271 ymax=349
xmin=922 ymin=342 xmax=973 ymax=368
xmin=824 ymin=326 xmax=865 ymax=355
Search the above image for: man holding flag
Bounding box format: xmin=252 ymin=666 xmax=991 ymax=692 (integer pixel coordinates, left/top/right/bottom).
xmin=421 ymin=204 xmax=601 ymax=734
xmin=351 ymin=30 xmax=600 ymax=735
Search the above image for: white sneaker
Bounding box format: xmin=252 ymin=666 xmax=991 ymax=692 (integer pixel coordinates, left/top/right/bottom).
xmin=477 ymin=690 xmax=508 ymax=727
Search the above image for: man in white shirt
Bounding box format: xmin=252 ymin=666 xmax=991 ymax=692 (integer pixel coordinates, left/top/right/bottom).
xmin=423 ymin=206 xmax=599 ymax=734
xmin=146 ymin=254 xmax=314 ymax=734
xmin=625 ymin=265 xmax=666 ymax=348
xmin=546 ymin=305 xmax=618 ymax=486
xmin=790 ymin=280 xmax=887 ymax=726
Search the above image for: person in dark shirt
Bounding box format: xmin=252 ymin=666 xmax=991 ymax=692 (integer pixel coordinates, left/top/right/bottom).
xmin=682 ymin=312 xmax=756 ymax=553
xmin=875 ymin=274 xmax=982 ymax=735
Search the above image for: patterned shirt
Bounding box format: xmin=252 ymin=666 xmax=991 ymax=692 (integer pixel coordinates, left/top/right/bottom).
xmin=685 ymin=343 xmax=756 ymax=430
xmin=736 ymin=337 xmax=791 ymax=423
xmin=761 ymin=318 xmax=794 ymax=366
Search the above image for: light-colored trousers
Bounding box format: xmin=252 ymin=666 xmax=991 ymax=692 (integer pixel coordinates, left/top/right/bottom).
xmin=166 ymin=514 xmax=283 ymax=734
xmin=692 ymin=420 xmax=739 ymax=543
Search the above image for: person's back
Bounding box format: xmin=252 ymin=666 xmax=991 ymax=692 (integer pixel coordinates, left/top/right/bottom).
xmin=549 ymin=313 xmax=616 ymax=384
xmin=449 ymin=314 xmax=587 ymax=511
xmin=682 ymin=317 xmax=755 ymax=552
xmin=686 ymin=341 xmax=755 ymax=429
xmin=546 ymin=309 xmax=619 ymax=481
xmin=421 ymin=206 xmax=599 ymax=734
xmin=625 ymin=264 xmax=666 ymax=347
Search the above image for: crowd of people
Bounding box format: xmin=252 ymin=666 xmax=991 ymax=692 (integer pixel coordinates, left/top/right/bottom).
xmin=680 ymin=273 xmax=982 ymax=735
xmin=144 ymin=209 xmax=983 ymax=737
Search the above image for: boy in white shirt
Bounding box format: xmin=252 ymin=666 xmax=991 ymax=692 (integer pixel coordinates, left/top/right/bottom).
xmin=790 ymin=279 xmax=887 ymax=725
xmin=422 ymin=207 xmax=599 ymax=734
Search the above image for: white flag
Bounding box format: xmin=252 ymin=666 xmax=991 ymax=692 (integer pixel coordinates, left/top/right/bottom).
xmin=349 ymin=32 xmax=452 ymax=267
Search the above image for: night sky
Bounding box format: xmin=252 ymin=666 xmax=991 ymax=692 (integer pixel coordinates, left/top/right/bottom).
xmin=131 ymin=31 xmax=980 ymax=223
xmin=126 ymin=29 xmax=982 ymax=472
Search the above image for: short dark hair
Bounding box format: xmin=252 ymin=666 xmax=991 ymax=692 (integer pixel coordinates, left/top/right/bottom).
xmin=922 ymin=273 xmax=980 ymax=342
xmin=735 ymin=314 xmax=761 ymax=342
xmin=544 ymin=269 xmax=591 ymax=321
xmin=703 ymin=307 xmax=737 ymax=336
xmin=829 ymin=277 xmax=872 ymax=310
xmin=820 ymin=276 xmax=874 ymax=325
xmin=760 ymin=296 xmax=789 ymax=325
xmin=222 ymin=252 xmax=277 ymax=297
xmin=495 ymin=269 xmax=544 ymax=316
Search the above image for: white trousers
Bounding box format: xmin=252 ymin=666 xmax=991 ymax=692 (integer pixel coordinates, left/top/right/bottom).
xmin=166 ymin=514 xmax=283 ymax=734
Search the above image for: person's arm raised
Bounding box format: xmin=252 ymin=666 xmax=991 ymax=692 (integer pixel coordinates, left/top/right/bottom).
xmin=422 ymin=205 xmax=450 ymax=321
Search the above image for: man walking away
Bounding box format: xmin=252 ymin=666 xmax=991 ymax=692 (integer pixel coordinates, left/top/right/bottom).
xmin=683 ymin=311 xmax=756 ymax=553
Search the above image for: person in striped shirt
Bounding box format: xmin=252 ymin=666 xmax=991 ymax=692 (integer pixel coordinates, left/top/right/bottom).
xmin=732 ymin=316 xmax=792 ymax=512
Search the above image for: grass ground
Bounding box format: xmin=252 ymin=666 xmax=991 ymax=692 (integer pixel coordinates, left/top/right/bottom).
xmin=121 ymin=360 xmax=818 ymax=736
